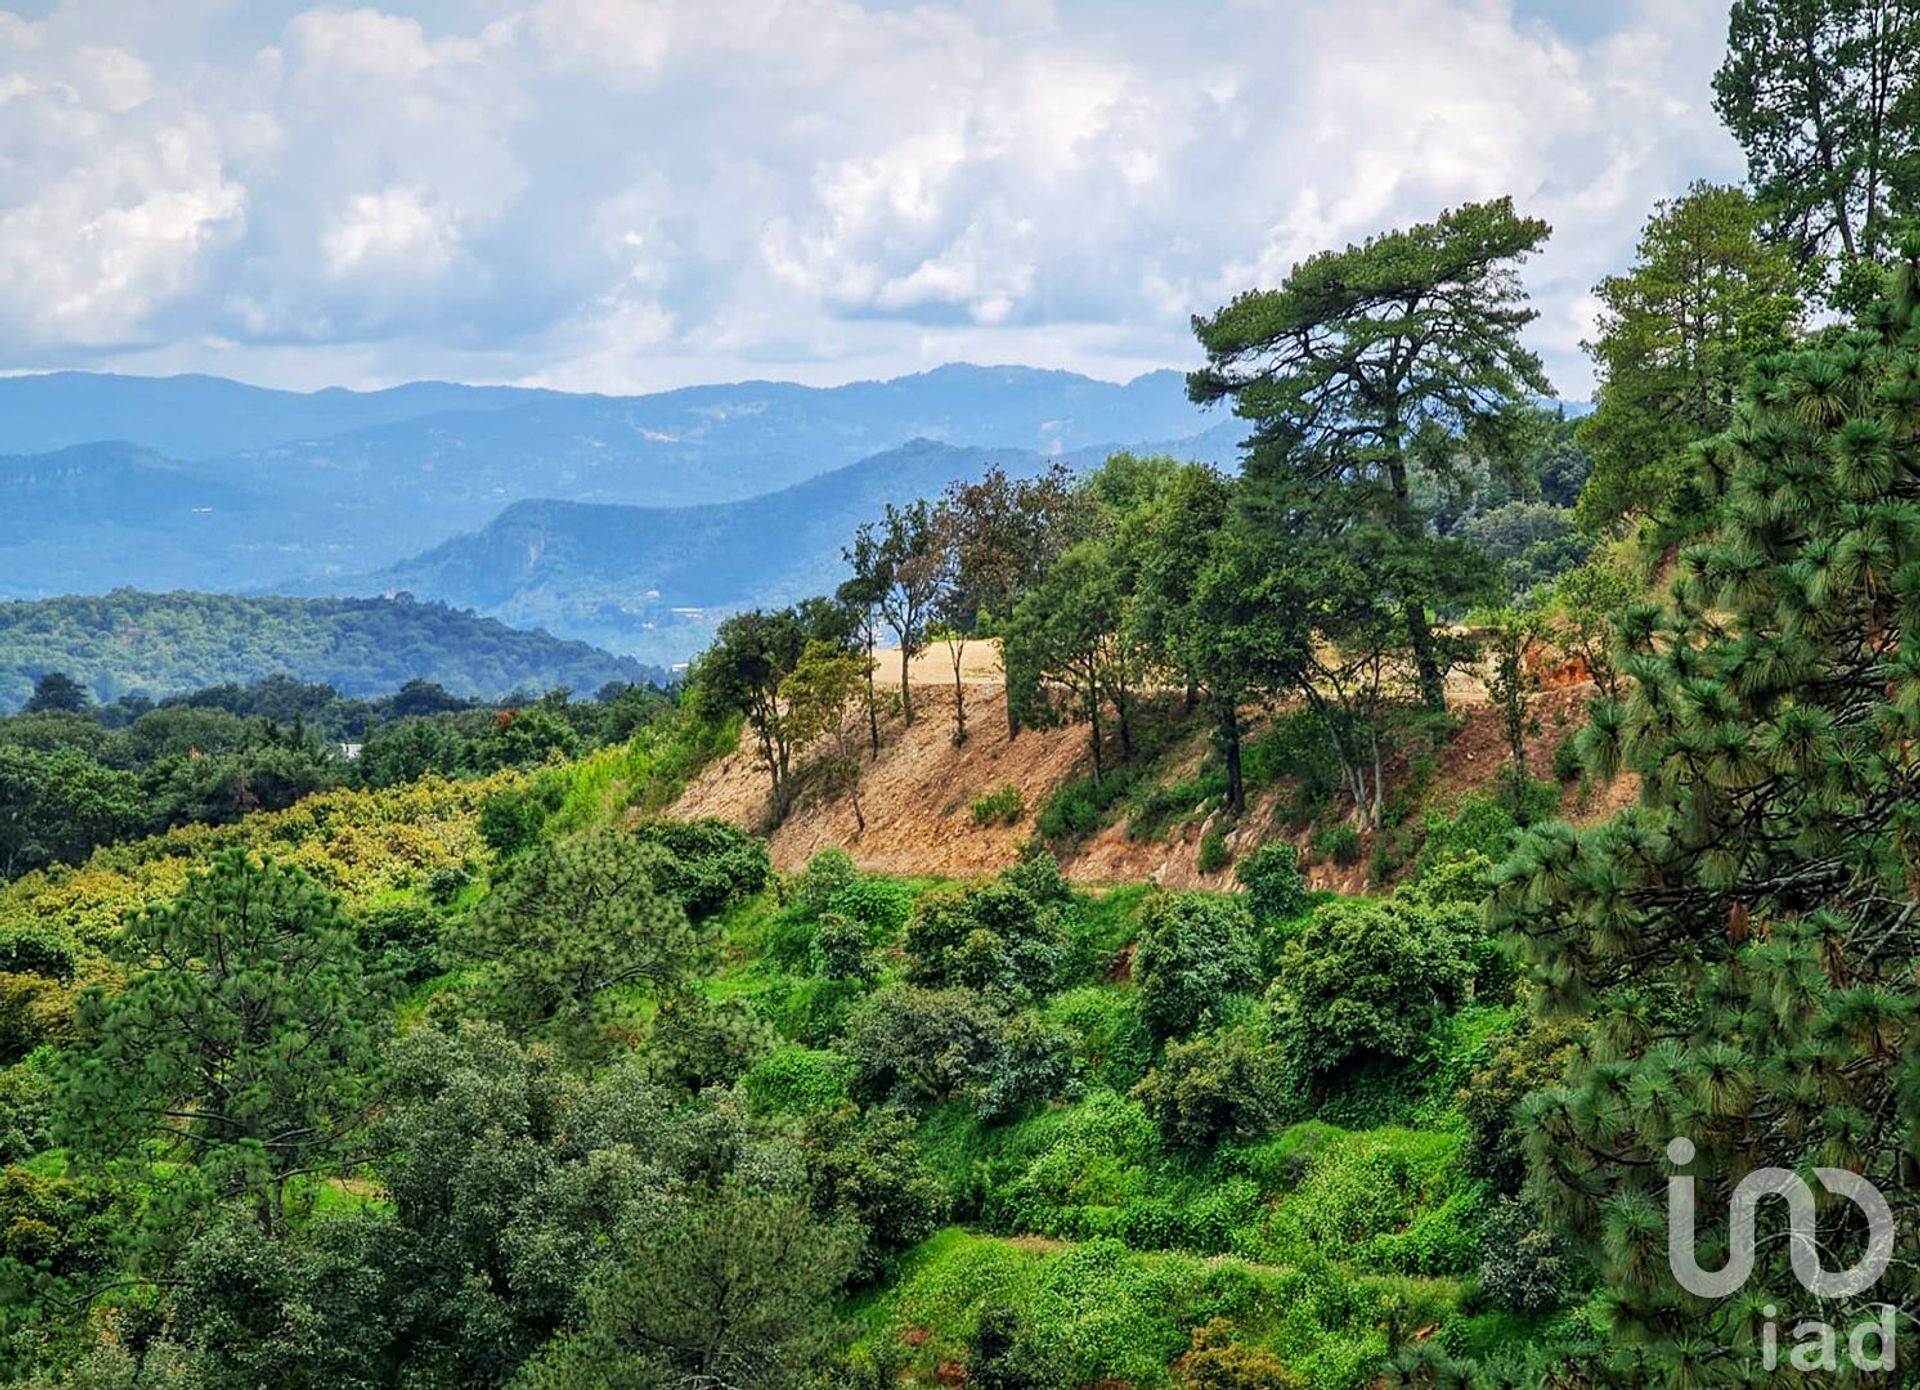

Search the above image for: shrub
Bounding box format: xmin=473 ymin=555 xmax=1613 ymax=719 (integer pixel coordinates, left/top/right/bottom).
xmin=477 ymin=780 xmax=563 ymax=859
xmin=1234 ymin=843 xmax=1307 ymax=925
xmin=1264 ymin=1128 xmax=1481 ymax=1276
xmin=810 ymin=913 xmax=876 ymax=981
xmin=825 ymin=877 xmax=914 ymax=939
xmin=844 ymin=984 xmax=1005 ymax=1105
xmin=977 ymin=1012 xmax=1082 ymax=1122
xmin=1311 ymin=822 xmax=1360 ymax=866
xmin=1043 ymin=986 xmax=1155 ymax=1093
xmin=1415 ymin=792 xmax=1517 ymax=876
xmin=1476 ymin=1196 xmax=1569 ymax=1313
xmin=631 ymin=818 xmax=771 ymax=920
xmin=798 ymin=847 xmax=858 ymax=914
xmin=741 ymin=1045 xmax=852 ymax=1116
xmin=902 ymin=883 xmax=1061 ymax=999
xmin=1550 ymin=731 xmax=1583 ymax=783
xmin=802 ymin=1102 xmax=948 ymax=1270
xmin=1133 ymin=1028 xmax=1277 ymax=1150
xmin=1197 ymin=822 xmax=1232 ymax=874
xmin=1176 ymin=1319 xmax=1303 ymax=1390
xmin=1267 ymin=896 xmax=1479 ymax=1084
xmin=355 ymin=901 xmax=446 ymax=985
xmin=971 ymin=785 xmax=1025 ymax=826
xmin=1035 ymin=770 xmax=1137 ymax=840
xmin=967 ymin=1305 xmax=1056 ymax=1390
xmin=1133 ymin=893 xmax=1259 ymax=1039
xmin=1000 ymin=846 xmax=1071 ymax=906
xmin=1459 ymin=1012 xmax=1582 ymax=1194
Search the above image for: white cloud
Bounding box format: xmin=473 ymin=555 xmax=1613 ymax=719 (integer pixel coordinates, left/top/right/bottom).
xmin=0 ymin=0 xmax=1743 ymax=394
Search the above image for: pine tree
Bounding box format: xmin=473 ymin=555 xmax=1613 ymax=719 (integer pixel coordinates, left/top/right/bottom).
xmin=1190 ymin=198 xmax=1550 ymax=710
xmin=60 ymin=851 xmax=388 ymax=1238
xmin=1499 ymin=238 xmax=1920 ymax=1383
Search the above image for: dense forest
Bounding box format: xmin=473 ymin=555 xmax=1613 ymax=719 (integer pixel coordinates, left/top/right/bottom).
xmin=5 ymin=5 xmax=1920 ymax=1388
xmin=0 ymin=592 xmax=658 ymax=712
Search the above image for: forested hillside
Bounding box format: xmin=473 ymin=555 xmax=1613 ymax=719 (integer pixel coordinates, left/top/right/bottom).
xmin=6 ymin=8 xmax=1920 ymax=1386
xmin=0 ymin=591 xmax=657 ymax=709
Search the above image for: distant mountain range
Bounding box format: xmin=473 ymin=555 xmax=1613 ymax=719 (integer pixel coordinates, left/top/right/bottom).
xmin=0 ymin=590 xmax=655 ymax=711
xmin=0 ymin=365 xmax=1227 ymax=598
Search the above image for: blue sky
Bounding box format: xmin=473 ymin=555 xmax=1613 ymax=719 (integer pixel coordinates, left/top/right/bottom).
xmin=0 ymin=0 xmax=1743 ymax=395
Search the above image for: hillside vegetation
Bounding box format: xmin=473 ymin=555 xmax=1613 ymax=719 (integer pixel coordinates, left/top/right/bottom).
xmin=0 ymin=590 xmax=658 ymax=710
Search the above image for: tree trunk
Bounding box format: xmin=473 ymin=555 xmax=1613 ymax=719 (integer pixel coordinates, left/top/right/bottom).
xmin=1086 ymin=671 xmax=1104 ymax=783
xmin=864 ymin=629 xmax=879 ymax=755
xmin=1406 ymin=600 xmax=1446 ymax=712
xmin=1218 ymin=700 xmax=1244 ymax=815
xmin=949 ymin=639 xmax=967 ymax=745
xmin=899 ymin=646 xmax=914 ymax=726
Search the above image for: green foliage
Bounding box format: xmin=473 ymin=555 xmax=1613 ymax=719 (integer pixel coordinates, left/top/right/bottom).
xmin=61 ymin=851 xmax=389 ymax=1235
xmin=977 ymin=1012 xmax=1082 ymax=1122
xmin=1475 ymin=1197 xmax=1570 ymax=1315
xmin=465 ymin=826 xmax=702 ymax=1053
xmin=902 ymin=882 xmax=1063 ymax=999
xmin=971 ymin=785 xmax=1025 ymax=825
xmin=1191 ymin=197 xmax=1548 ymax=712
xmin=741 ymin=1045 xmax=852 ymax=1117
xmin=844 ymin=984 xmax=1004 ymax=1106
xmin=1494 ymin=263 xmax=1920 ymax=1377
xmin=1176 ymin=1318 xmax=1304 ymax=1390
xmin=1034 ymin=767 xmax=1138 ymax=840
xmin=1310 ymin=822 xmax=1360 ymax=867
xmin=797 ymin=847 xmax=858 ymax=913
xmin=631 ymin=816 xmax=772 ymax=920
xmin=1267 ymin=896 xmax=1479 ymax=1086
xmin=1234 ymin=843 xmax=1307 ymax=925
xmin=1133 ymin=1028 xmax=1277 ymax=1150
xmin=801 ymin=1102 xmax=948 ymax=1271
xmin=1196 ymin=821 xmax=1232 ymax=874
xmin=478 ymin=778 xmax=565 ymax=859
xmin=1575 ymin=182 xmax=1802 ymax=532
xmin=1133 ymin=893 xmax=1259 ymax=1040
xmin=0 ymin=591 xmax=654 ymax=712
xmin=1262 ymin=1128 xmax=1482 ymax=1276
xmin=520 ymin=1184 xmax=857 ymax=1390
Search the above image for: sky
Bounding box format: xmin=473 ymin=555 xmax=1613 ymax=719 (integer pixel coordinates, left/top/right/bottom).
xmin=0 ymin=0 xmax=1746 ymax=397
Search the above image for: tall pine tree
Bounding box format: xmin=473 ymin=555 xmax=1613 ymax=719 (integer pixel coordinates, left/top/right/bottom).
xmin=1500 ymin=237 xmax=1920 ymax=1383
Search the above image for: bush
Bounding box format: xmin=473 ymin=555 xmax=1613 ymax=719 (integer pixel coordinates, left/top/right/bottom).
xmin=355 ymin=901 xmax=446 ymax=985
xmin=902 ymin=883 xmax=1061 ymax=999
xmin=1234 ymin=843 xmax=1308 ymax=925
xmin=477 ymin=780 xmax=563 ymax=859
xmin=1267 ymin=896 xmax=1480 ymax=1084
xmin=844 ymin=984 xmax=1005 ymax=1105
xmin=1311 ymin=822 xmax=1360 ymax=866
xmin=1000 ymin=846 xmax=1072 ymax=907
xmin=1476 ymin=1196 xmax=1569 ymax=1313
xmin=977 ymin=1012 xmax=1082 ymax=1122
xmin=967 ymin=1306 xmax=1056 ymax=1390
xmin=1550 ymin=731 xmax=1583 ymax=783
xmin=1133 ymin=893 xmax=1259 ymax=1039
xmin=802 ymin=1102 xmax=948 ymax=1270
xmin=1459 ymin=1012 xmax=1582 ymax=1194
xmin=810 ymin=913 xmax=876 ymax=981
xmin=825 ymin=877 xmax=914 ymax=939
xmin=1176 ymin=1318 xmax=1304 ymax=1390
xmin=1197 ymin=822 xmax=1232 ymax=874
xmin=1133 ymin=1028 xmax=1276 ymax=1150
xmin=631 ymin=818 xmax=771 ymax=920
xmin=971 ymin=785 xmax=1025 ymax=826
xmin=741 ymin=1045 xmax=852 ymax=1116
xmin=1415 ymin=793 xmax=1517 ymax=876
xmin=798 ymin=848 xmax=858 ymax=914
xmin=1035 ymin=770 xmax=1137 ymax=840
